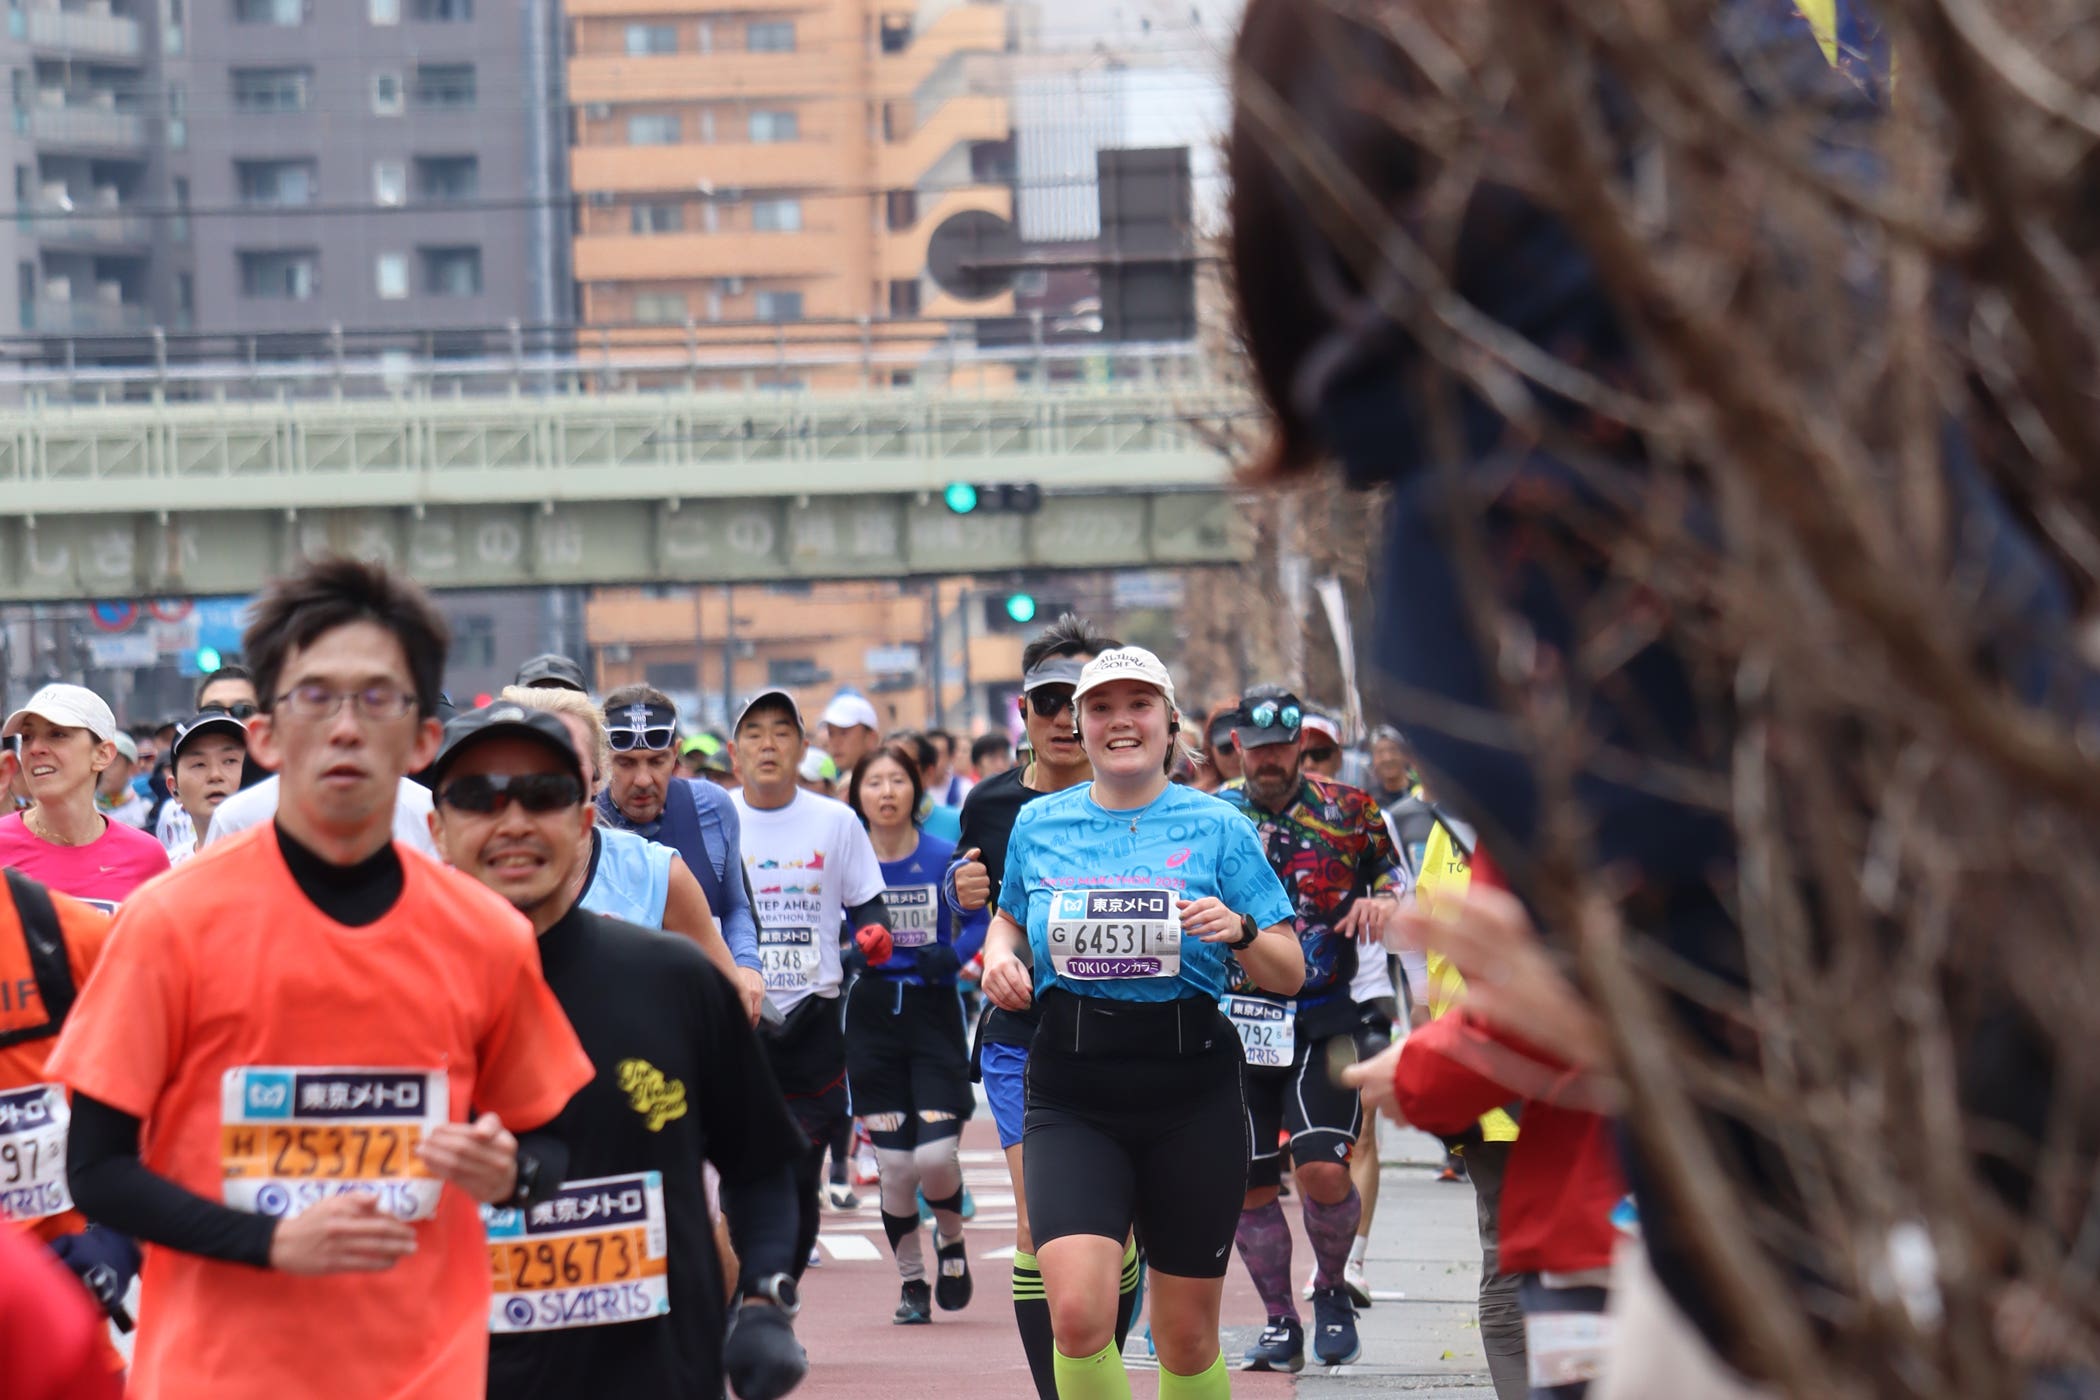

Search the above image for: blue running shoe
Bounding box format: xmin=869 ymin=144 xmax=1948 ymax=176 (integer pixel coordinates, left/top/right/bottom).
xmin=1242 ymin=1316 xmax=1305 ymax=1373
xmin=1311 ymin=1286 xmax=1362 ymax=1366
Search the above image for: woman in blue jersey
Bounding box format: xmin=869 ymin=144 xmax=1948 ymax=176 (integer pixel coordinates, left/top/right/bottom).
xmin=845 ymin=742 xmax=981 ymax=1326
xmin=981 ymin=647 xmax=1302 ymax=1400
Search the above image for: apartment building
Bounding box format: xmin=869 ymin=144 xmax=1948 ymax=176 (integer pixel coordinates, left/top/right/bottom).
xmin=565 ymin=0 xmax=1016 ymax=379
xmin=163 ymin=0 xmax=564 ymax=341
xmin=0 ymin=0 xmax=171 ymax=337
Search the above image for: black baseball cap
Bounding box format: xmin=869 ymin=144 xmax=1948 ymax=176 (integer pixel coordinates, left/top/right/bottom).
xmin=1233 ymin=683 xmax=1305 ymax=749
xmin=514 ymin=653 xmax=588 ymax=693
xmin=425 ymin=702 xmax=585 ymax=791
xmin=170 ymin=711 xmax=248 ymax=765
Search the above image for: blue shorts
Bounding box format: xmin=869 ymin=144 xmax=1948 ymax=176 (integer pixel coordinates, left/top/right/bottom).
xmin=981 ymin=1040 xmax=1030 ymax=1150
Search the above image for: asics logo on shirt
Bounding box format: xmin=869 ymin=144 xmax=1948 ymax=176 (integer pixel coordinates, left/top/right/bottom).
xmin=1166 ymin=849 xmax=1192 ymax=868
xmin=616 ymin=1059 xmax=687 ymax=1131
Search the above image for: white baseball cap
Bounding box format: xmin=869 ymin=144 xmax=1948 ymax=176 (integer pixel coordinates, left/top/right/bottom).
xmin=820 ymin=692 xmax=880 ymax=734
xmin=1072 ymin=647 xmax=1179 ymax=713
xmin=1302 ymin=713 xmax=1342 ymax=745
xmin=3 ymin=684 xmax=117 ymax=743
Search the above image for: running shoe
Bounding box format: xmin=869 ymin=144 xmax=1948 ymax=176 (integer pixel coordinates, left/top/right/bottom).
xmin=1241 ymin=1316 xmax=1305 ymax=1373
xmin=1310 ymin=1286 xmax=1362 ymax=1366
xmin=824 ymin=1180 xmax=861 ymax=1211
xmin=807 ymin=1245 xmax=824 ymax=1268
xmin=1343 ymin=1258 xmax=1372 ymax=1310
xmin=934 ymin=1237 xmax=973 ymax=1311
xmin=1436 ymin=1164 xmax=1464 ymax=1183
xmin=893 ymin=1278 xmax=933 ymax=1325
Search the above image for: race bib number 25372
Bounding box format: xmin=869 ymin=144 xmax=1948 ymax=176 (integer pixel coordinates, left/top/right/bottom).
xmin=220 ymin=1066 xmax=448 ymax=1222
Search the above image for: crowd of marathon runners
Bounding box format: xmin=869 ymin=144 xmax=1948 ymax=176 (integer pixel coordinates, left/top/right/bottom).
xmin=0 ymin=554 xmax=1512 ymax=1400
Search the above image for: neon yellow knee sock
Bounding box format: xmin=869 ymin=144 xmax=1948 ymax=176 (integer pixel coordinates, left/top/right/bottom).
xmin=1156 ymin=1352 xmax=1230 ymax=1399
xmin=1052 ymin=1342 xmax=1132 ymax=1400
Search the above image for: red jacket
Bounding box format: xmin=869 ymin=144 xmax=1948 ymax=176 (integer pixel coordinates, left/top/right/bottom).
xmin=1394 ymin=1010 xmax=1626 ymax=1276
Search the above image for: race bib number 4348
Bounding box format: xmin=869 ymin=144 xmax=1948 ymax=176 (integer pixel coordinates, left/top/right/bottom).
xmin=484 ymin=1171 xmax=670 ymax=1333
xmin=220 ymin=1066 xmax=448 ymax=1222
xmin=758 ymin=927 xmax=820 ymax=994
xmin=1046 ymin=889 xmax=1181 ymax=980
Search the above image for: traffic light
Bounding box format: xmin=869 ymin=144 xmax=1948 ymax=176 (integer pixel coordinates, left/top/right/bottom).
xmin=1004 ymin=593 xmax=1038 ymax=624
xmin=943 ymin=483 xmax=1041 ymax=515
xmin=195 ymin=646 xmax=222 ymax=673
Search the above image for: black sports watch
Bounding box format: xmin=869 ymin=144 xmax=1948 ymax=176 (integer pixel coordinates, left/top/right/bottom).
xmin=1230 ymin=913 xmax=1261 ymax=951
xmin=744 ymin=1272 xmax=802 ymax=1317
xmin=505 ymin=1148 xmax=544 ymax=1207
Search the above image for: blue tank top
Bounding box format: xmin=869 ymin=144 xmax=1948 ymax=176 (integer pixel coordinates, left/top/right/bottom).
xmin=580 ymin=827 xmax=674 ymax=928
xmin=871 ymin=831 xmax=958 ymax=984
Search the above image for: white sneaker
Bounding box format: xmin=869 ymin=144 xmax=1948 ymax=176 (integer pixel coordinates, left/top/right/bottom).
xmin=1342 ymin=1258 xmax=1372 ymax=1309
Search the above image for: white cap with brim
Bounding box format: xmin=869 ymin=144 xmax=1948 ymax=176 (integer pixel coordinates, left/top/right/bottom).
xmin=3 ymin=683 xmax=117 ymax=743
xmin=1072 ymin=647 xmax=1178 ymax=714
xmin=819 ymin=692 xmax=880 ymax=733
xmin=736 ymin=689 xmax=806 ymax=734
xmin=1302 ymin=714 xmax=1342 ymax=744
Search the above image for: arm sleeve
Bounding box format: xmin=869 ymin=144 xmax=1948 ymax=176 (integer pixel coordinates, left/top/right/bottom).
xmin=845 ymin=894 xmax=891 ymax=933
xmin=952 ymin=908 xmax=989 ymax=964
xmin=470 ymin=931 xmax=595 ymax=1134
xmin=67 ymin=1094 xmax=277 ymax=1269
xmin=710 ymin=790 xmax=761 ymax=970
xmin=721 ymin=1167 xmax=799 ymax=1287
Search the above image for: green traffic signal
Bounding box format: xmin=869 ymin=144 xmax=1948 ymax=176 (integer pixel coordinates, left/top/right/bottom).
xmin=1004 ymin=593 xmax=1038 ymax=624
xmin=944 ymin=482 xmax=979 ymax=514
xmin=196 ymin=646 xmax=222 ymax=673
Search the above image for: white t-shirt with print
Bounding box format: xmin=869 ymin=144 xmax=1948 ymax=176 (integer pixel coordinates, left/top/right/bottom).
xmin=731 ymin=788 xmax=885 ymax=1015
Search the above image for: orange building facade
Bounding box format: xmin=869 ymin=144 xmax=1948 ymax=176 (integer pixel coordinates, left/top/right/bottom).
xmin=566 ymin=0 xmax=1017 ymax=381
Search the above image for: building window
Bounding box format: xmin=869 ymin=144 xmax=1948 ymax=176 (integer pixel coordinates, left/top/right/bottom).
xmin=172 ymin=176 xmax=189 ymax=241
xmin=768 ymin=657 xmax=823 ymax=687
xmin=889 ymin=277 xmax=921 ymax=317
xmin=754 ymin=289 xmax=802 ymax=322
xmin=629 ymin=201 xmax=681 ymax=234
xmin=626 ymin=113 xmax=678 ymax=145
xmin=879 ymin=15 xmax=911 ymax=52
xmin=625 ymin=23 xmax=675 ymax=54
xmin=176 ymin=271 xmax=193 ymax=320
xmin=420 ymin=245 xmax=481 ymax=297
xmin=231 ymin=67 xmax=311 ymax=112
xmin=695 ymin=19 xmax=712 ymax=52
xmin=698 ymin=108 xmax=715 ymax=143
xmin=643 ymin=661 xmax=693 ymax=693
xmin=233 ymin=0 xmax=300 ymax=24
xmin=412 ymin=64 xmax=475 ymax=108
xmin=410 ymin=0 xmax=470 ymax=17
xmin=748 ymin=109 xmax=797 ymax=143
xmin=747 ymin=20 xmax=793 ymax=51
xmin=454 ymin=615 xmax=497 ymax=668
xmin=751 ymin=198 xmax=801 ymax=232
xmin=633 ymin=291 xmax=687 ymax=324
xmin=372 ymin=161 xmax=405 ymax=207
xmin=239 ymin=249 xmax=318 ymax=300
xmin=371 ymin=70 xmax=402 ymax=115
xmin=235 ymin=158 xmax=316 ymax=206
xmin=412 ymin=155 xmax=477 ymax=201
xmin=368 ymin=0 xmax=397 ymax=23
xmin=167 ymin=80 xmax=186 ymax=147
xmin=885 ymin=189 xmax=916 ymax=230
xmin=375 ymin=253 xmax=407 ymax=299
xmin=17 ymin=261 xmax=32 ymax=331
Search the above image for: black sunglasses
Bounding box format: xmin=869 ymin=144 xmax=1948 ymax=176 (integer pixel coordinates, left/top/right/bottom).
xmin=607 ymin=726 xmax=676 ymax=753
xmin=201 ymin=701 xmax=259 ymax=720
xmin=1025 ymin=687 xmax=1076 ymax=719
xmin=438 ymin=772 xmax=584 ymax=815
xmin=1303 ymin=745 xmax=1339 ymax=763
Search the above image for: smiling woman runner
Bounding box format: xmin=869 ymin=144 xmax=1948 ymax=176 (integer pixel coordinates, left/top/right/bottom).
xmin=981 ymin=647 xmax=1303 ymax=1400
xmin=844 ymin=741 xmax=978 ymax=1326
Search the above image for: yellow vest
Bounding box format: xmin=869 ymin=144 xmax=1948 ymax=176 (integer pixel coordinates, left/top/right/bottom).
xmin=1414 ymin=819 xmax=1519 ymax=1144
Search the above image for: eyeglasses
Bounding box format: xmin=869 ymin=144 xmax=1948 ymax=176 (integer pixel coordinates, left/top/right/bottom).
xmin=1243 ymin=699 xmax=1302 ymax=734
xmin=272 ymin=684 xmax=417 ymax=723
xmin=438 ymin=772 xmax=584 ymax=815
xmin=1025 ymin=687 xmax=1076 ymax=719
xmin=607 ymin=726 xmax=676 ymax=752
xmin=201 ymin=701 xmax=258 ymax=720
xmin=1303 ymin=745 xmax=1339 ymax=764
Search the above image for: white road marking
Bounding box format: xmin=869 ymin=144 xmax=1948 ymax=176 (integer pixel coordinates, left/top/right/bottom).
xmin=817 ymin=1234 xmax=883 ymax=1261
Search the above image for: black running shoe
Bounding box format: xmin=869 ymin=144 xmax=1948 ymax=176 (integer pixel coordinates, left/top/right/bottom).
xmin=893 ymin=1278 xmax=933 ymax=1325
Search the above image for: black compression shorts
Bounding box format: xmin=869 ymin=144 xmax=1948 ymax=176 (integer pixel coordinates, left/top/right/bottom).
xmin=845 ymin=978 xmax=974 ymax=1133
xmin=761 ymin=993 xmax=849 ymax=1148
xmin=1352 ymin=996 xmax=1399 ymax=1060
xmin=1245 ymin=1030 xmax=1363 ymax=1190
xmin=1022 ymin=992 xmax=1249 ymax=1279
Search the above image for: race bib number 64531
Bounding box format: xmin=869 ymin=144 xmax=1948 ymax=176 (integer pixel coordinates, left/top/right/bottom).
xmin=220 ymin=1066 xmax=448 ymax=1222
xmin=1046 ymin=889 xmax=1181 ymax=980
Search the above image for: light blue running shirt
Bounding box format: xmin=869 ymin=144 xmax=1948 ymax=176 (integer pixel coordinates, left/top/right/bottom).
xmin=999 ymin=782 xmax=1293 ymax=1003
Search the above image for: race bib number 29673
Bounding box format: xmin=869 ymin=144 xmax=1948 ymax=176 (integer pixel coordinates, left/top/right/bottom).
xmin=220 ymin=1066 xmax=448 ymax=1222
xmin=484 ymin=1171 xmax=670 ymax=1333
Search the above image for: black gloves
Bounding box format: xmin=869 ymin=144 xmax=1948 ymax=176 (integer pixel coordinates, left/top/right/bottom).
xmin=725 ymin=1300 xmax=807 ymax=1400
xmin=912 ymin=943 xmax=962 ymax=986
xmin=50 ymin=1225 xmax=140 ymax=1331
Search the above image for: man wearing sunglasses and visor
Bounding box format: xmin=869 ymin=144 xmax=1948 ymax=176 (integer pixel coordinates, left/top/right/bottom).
xmin=426 ymin=703 xmax=809 ymax=1400
xmin=595 ymin=683 xmax=766 ymax=1022
xmin=1215 ymin=683 xmax=1409 ymax=1373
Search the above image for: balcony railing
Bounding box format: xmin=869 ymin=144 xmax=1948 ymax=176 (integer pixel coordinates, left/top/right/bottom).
xmin=32 ymin=298 xmax=152 ymax=334
xmin=31 ymin=104 xmax=146 ymax=148
xmin=28 ymin=7 xmax=144 ymax=60
xmin=32 ymin=205 xmax=152 ymax=245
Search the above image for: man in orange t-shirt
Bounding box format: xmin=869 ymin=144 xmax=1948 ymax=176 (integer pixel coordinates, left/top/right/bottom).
xmin=47 ymin=557 xmax=594 ymax=1400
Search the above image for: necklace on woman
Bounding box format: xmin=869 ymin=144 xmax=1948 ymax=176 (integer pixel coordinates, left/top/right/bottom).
xmin=27 ymin=806 xmax=97 ymax=847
